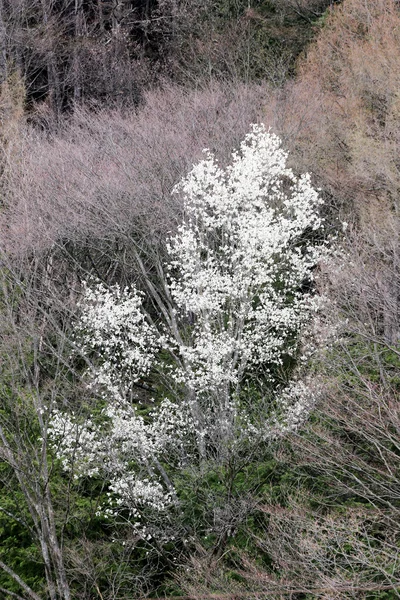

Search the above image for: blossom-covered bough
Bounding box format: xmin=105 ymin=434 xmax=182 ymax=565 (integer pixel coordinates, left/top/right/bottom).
xmin=49 ymin=124 xmax=327 ymax=533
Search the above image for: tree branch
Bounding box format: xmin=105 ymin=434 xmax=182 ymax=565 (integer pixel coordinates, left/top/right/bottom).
xmin=0 ymin=560 xmax=42 ymax=600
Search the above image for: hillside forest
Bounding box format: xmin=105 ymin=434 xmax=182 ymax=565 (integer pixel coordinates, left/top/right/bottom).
xmin=1 ymin=0 xmax=400 ymax=599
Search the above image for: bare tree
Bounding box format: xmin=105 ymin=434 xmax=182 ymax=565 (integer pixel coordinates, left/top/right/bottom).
xmin=0 ymin=253 xmax=74 ymax=599
xmin=261 ymin=219 xmax=400 ymax=597
xmin=1 ymin=81 xmax=267 ymax=257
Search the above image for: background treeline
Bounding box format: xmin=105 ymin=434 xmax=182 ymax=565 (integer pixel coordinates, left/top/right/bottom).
xmin=0 ymin=0 xmax=332 ymax=116
xmin=1 ymin=0 xmax=400 ymax=599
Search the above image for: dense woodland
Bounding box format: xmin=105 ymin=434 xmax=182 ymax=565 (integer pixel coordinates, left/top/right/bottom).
xmin=1 ymin=0 xmax=400 ymax=598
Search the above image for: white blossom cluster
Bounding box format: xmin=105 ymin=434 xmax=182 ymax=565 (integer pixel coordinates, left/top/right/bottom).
xmin=266 ymin=379 xmax=321 ymax=440
xmin=76 ymin=282 xmax=159 ymax=401
xmin=49 ymin=398 xmax=193 ymax=516
xmin=168 ymin=125 xmax=324 ymax=394
xmin=50 ymin=125 xmax=328 ymax=527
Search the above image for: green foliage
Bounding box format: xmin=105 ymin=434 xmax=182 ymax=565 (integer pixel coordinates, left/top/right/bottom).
xmin=0 ymin=473 xmax=45 ymax=596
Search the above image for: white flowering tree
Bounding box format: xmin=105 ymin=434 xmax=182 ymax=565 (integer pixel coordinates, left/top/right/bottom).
xmin=49 ymin=125 xmax=326 ymax=537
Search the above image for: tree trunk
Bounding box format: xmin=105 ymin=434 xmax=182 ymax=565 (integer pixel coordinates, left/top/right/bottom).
xmin=0 ymin=0 xmax=7 ymax=84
